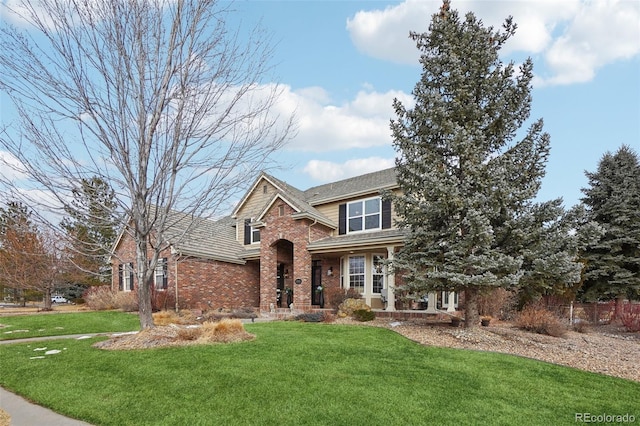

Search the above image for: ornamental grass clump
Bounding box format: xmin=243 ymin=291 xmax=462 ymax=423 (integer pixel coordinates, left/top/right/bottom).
xmin=516 ymin=306 xmax=566 ymax=337
xmin=84 ymin=286 xmax=118 ymax=310
xmin=198 ymin=319 xmax=255 ymax=344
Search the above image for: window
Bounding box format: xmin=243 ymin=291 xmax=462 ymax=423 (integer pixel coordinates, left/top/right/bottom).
xmin=118 ymin=262 xmax=134 ymax=292
xmin=339 ymin=198 xmax=390 ymax=235
xmin=349 ymin=256 xmax=365 ymax=293
xmin=155 ymin=258 xmax=168 ymax=290
xmin=347 ymin=197 xmax=381 ymax=233
xmin=251 ymin=226 xmax=261 ymax=243
xmin=372 ymin=255 xmax=385 ymax=294
xmin=244 ymin=218 xmax=260 ymax=244
xmin=442 ymin=291 xmax=459 ymax=307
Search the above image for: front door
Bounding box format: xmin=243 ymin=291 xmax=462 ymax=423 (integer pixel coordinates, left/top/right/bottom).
xmin=277 ymin=263 xmax=285 ymax=307
xmin=311 ymin=260 xmax=322 ymax=306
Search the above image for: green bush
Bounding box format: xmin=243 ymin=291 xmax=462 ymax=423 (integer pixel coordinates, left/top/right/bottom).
xmin=352 ymin=309 xmax=375 ymax=322
xmin=294 ymin=312 xmax=324 ymax=322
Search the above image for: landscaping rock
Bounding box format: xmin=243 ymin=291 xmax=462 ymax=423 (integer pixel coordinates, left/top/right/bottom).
xmin=337 ymin=298 xmax=371 ymax=318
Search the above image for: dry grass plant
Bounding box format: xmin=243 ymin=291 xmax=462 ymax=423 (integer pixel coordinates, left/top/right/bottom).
xmin=0 ymin=408 xmax=10 ymax=426
xmin=94 ymin=319 xmax=255 ymax=350
xmin=152 ymin=310 xmax=198 ymax=326
xmin=516 ymin=306 xmax=567 ymax=337
xmin=114 ymin=292 xmax=138 ymax=312
xmin=84 ymin=286 xmax=118 ymax=310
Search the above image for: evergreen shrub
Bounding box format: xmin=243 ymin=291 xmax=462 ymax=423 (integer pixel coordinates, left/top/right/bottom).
xmin=352 ymin=309 xmax=375 ymax=322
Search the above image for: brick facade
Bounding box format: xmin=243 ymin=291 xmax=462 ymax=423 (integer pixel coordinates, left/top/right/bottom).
xmin=258 ymin=201 xmax=336 ymax=311
xmin=113 ymin=232 xmax=260 ymax=311
xmin=176 ymin=257 xmax=260 ymax=311
xmin=111 ymin=169 xmax=411 ymax=314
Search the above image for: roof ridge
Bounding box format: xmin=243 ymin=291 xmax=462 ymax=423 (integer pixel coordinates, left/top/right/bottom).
xmin=303 ymin=166 xmax=396 ymax=195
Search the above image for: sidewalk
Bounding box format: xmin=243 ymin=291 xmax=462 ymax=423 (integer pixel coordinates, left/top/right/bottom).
xmin=0 ymin=387 xmax=92 ymax=426
xmin=0 ymin=333 xmax=107 ymax=425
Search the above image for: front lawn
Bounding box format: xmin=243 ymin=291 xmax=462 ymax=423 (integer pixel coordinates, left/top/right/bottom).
xmin=0 ymin=311 xmax=140 ymax=340
xmin=0 ymin=321 xmax=638 ymax=425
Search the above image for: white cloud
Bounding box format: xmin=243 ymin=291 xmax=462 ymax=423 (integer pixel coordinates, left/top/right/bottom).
xmin=0 ymin=151 xmax=28 ymax=181
xmin=303 ymin=157 xmax=395 ymax=183
xmin=541 ymin=0 xmax=640 ymax=85
xmin=276 ymin=86 xmax=413 ymax=152
xmin=345 ymin=0 xmax=639 ymax=86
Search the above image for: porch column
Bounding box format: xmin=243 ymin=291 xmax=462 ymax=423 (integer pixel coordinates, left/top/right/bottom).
xmin=385 ymin=246 xmax=396 ymax=311
xmin=447 ymin=292 xmax=456 ymax=312
xmin=426 ymin=291 xmax=438 ymax=313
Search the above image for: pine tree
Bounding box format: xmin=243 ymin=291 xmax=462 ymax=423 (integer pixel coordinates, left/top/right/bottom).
xmin=61 ymin=177 xmax=118 ymax=287
xmin=390 ymin=1 xmax=581 ymax=327
xmin=579 ymin=145 xmax=640 ymax=302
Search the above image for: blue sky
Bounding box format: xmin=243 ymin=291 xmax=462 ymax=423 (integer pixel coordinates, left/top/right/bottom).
xmin=231 ymin=0 xmax=640 ymax=209
xmin=1 ymin=0 xmax=639 ymax=212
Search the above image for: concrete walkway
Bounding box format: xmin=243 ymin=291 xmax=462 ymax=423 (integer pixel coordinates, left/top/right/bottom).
xmin=0 ymin=320 xmax=269 ymax=425
xmin=0 ymin=387 xmax=92 ymax=426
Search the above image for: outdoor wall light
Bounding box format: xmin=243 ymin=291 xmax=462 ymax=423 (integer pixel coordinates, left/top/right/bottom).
xmin=327 ymin=266 xmax=333 ymax=276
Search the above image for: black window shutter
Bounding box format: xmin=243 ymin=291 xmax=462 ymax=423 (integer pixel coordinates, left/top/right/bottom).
xmin=244 ymin=219 xmax=251 ymax=245
xmin=128 ymin=263 xmax=134 ymax=291
xmin=382 ymin=199 xmax=392 ymax=229
xmin=118 ymin=264 xmax=123 ymax=291
xmin=162 ymin=258 xmax=168 ymax=289
xmin=338 ymin=204 xmax=346 ymax=235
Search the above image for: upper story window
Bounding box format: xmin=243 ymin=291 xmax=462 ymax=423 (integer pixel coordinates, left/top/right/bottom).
xmin=339 ymin=197 xmax=391 ymax=235
xmin=244 ymin=218 xmax=260 ymax=245
xmin=348 ymin=197 xmax=381 ymax=233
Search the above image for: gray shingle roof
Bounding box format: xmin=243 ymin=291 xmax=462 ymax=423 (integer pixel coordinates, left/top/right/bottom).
xmin=167 ymin=214 xmax=244 ymax=264
xmin=166 ymin=167 xmax=399 ymax=263
xmin=303 ymin=167 xmax=397 ymax=205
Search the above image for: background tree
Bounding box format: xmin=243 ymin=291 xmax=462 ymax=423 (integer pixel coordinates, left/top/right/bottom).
xmin=390 ymin=1 xmax=581 ymax=327
xmin=514 ymin=200 xmax=587 ymax=307
xmin=61 ymin=177 xmax=118 ymax=288
xmin=0 ymin=202 xmax=56 ymax=308
xmin=578 ymin=145 xmax=640 ymax=305
xmin=0 ymin=0 xmax=294 ymax=328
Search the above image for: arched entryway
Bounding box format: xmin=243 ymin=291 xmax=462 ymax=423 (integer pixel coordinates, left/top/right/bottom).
xmin=274 ymin=239 xmax=293 ymax=308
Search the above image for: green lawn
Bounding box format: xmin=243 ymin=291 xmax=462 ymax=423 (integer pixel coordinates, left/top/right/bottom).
xmin=0 ymin=321 xmax=638 ymax=425
xmin=0 ymin=311 xmax=140 ymax=340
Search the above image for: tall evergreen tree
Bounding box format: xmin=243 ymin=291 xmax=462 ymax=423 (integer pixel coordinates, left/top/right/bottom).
xmin=579 ymin=145 xmax=640 ymax=302
xmin=61 ymin=177 xmax=118 ymax=287
xmin=390 ymin=1 xmax=581 ymax=327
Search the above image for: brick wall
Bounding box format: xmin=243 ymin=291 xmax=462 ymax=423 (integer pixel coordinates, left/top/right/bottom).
xmin=259 ymin=201 xmax=333 ymax=311
xmin=113 ymin=231 xmax=260 ymax=311
xmin=176 ymin=258 xmax=260 ymax=311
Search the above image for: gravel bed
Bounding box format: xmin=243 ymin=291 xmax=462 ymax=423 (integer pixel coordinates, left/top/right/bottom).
xmin=339 ymin=318 xmax=640 ymax=383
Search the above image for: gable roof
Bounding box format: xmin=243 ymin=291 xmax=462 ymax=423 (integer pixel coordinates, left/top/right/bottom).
xmin=115 ymin=168 xmax=400 ymax=264
xmin=303 ymin=167 xmax=397 ymax=205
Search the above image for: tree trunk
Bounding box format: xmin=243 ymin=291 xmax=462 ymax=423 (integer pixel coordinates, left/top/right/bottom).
xmin=136 ymin=238 xmax=155 ymax=329
xmin=464 ymin=287 xmax=480 ymax=328
xmin=43 ymin=288 xmax=53 ymax=311
xmin=614 ymin=295 xmax=626 ymax=322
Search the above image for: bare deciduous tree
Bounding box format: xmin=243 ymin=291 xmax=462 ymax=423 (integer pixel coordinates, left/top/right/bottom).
xmin=0 ymin=0 xmax=294 ymax=328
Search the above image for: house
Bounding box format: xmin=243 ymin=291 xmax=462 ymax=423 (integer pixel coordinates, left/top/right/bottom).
xmin=111 ymin=167 xmax=458 ymax=313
